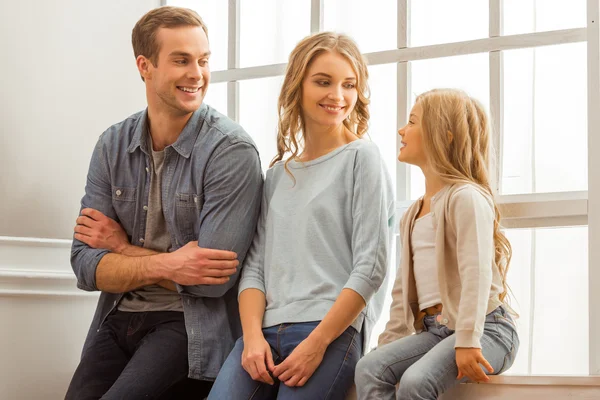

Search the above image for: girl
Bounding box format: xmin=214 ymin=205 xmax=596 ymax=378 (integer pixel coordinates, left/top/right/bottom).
xmin=355 ymin=89 xmax=519 ymax=400
xmin=208 ymin=32 xmax=394 ymax=400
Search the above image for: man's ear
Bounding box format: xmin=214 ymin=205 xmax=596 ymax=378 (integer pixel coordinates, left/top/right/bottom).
xmin=136 ymin=55 xmax=152 ymax=82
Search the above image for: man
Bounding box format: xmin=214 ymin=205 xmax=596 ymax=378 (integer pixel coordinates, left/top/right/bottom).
xmin=65 ymin=6 xmax=262 ymax=399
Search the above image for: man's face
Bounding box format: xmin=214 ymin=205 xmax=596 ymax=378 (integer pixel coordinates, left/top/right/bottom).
xmin=141 ymin=26 xmax=211 ymax=116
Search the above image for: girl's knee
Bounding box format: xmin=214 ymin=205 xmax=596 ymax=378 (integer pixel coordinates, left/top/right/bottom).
xmin=354 ymin=355 xmax=374 ymax=382
xmin=355 ymin=352 xmax=395 ymax=386
xmin=398 ymin=368 xmax=444 ymax=400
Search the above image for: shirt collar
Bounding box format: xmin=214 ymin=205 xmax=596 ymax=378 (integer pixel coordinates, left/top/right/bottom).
xmin=127 ymin=103 xmax=208 ymax=158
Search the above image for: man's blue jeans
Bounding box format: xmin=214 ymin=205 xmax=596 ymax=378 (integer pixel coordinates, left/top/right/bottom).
xmin=65 ymin=311 xmax=209 ymax=400
xmin=208 ymin=321 xmax=361 ymax=400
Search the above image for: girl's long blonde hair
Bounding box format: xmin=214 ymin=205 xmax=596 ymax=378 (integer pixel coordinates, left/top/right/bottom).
xmin=270 ymin=32 xmax=370 ymax=170
xmin=416 ymin=88 xmax=512 ymax=302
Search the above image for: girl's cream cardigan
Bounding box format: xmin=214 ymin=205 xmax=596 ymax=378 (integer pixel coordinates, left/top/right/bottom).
xmin=379 ymin=183 xmax=504 ymax=349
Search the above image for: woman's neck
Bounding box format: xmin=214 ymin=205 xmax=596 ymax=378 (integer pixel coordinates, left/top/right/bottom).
xmin=299 ymin=122 xmax=357 ymax=162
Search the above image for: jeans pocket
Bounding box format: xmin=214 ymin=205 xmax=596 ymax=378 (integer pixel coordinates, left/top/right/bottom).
xmin=126 ymin=312 xmax=148 ymax=336
xmin=339 ymin=328 xmax=361 ymax=364
xmin=441 ymin=325 xmax=455 ymax=338
xmin=345 ymin=327 xmax=362 ymax=355
xmin=496 ymin=329 xmax=519 ymax=374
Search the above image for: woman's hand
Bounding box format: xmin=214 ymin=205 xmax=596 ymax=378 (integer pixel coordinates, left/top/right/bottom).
xmin=455 ymin=347 xmax=493 ymax=383
xmin=272 ymin=335 xmax=327 ymax=387
xmin=241 ymin=333 xmax=276 ymax=385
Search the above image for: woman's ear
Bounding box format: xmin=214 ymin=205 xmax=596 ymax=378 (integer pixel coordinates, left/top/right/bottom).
xmin=447 ymin=130 xmax=454 ymax=143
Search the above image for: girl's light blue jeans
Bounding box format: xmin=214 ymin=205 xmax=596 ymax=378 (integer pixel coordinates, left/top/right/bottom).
xmin=355 ymin=306 xmax=519 ymax=400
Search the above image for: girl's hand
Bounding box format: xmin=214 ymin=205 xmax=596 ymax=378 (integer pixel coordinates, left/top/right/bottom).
xmin=241 ymin=333 xmax=276 ymax=385
xmin=272 ymin=335 xmax=327 ymax=387
xmin=455 ymin=348 xmax=493 ymax=383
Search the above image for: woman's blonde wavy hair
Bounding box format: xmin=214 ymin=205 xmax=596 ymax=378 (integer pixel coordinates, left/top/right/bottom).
xmin=416 ymin=88 xmax=512 ymax=302
xmin=270 ymin=32 xmax=370 ymax=170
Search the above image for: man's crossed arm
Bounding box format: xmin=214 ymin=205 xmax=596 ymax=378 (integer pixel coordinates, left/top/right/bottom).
xmin=74 ymin=208 xmax=238 ymax=294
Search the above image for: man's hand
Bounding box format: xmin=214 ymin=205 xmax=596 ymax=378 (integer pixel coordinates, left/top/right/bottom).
xmin=456 ymin=348 xmax=493 ymax=383
xmin=75 ymin=209 xmax=239 ymax=287
xmin=160 ymin=242 xmax=239 ymax=286
xmin=272 ymin=334 xmax=327 ymax=387
xmin=74 ymin=208 xmax=129 ymax=253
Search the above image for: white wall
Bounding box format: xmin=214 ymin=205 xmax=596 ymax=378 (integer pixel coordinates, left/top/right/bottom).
xmin=0 ymin=0 xmax=159 ymax=398
xmin=0 ymin=238 xmax=100 ymax=399
xmin=0 ymin=0 xmax=159 ymax=240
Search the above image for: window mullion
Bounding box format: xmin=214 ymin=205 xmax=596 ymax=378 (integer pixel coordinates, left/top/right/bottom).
xmin=310 ymin=0 xmax=324 ymax=34
xmin=587 ymin=0 xmax=600 ymax=377
xmin=227 ymin=0 xmax=240 ymax=121
xmin=490 ymin=0 xmax=503 ymax=195
xmin=397 ymin=0 xmax=410 ymax=202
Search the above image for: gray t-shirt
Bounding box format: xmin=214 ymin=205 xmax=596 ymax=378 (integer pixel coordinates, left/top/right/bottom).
xmin=118 ymin=136 xmax=183 ymax=312
xmin=239 ymin=139 xmax=394 ymax=349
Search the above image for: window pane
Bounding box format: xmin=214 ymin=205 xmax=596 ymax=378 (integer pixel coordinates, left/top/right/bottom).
xmin=408 ymin=53 xmax=490 ymax=199
xmin=240 ymin=0 xmax=310 ymax=68
xmin=366 ymin=55 xmax=398 ymax=343
xmin=168 ymin=0 xmax=228 ymax=71
xmin=501 ymin=43 xmax=587 ymax=195
xmin=324 ymin=0 xmax=397 ymax=53
xmin=503 ymin=0 xmax=586 ymax=36
xmin=505 ymin=226 xmax=588 ymax=375
xmin=410 ymin=0 xmax=488 ymax=47
xmin=204 ymin=82 xmax=227 ymax=116
xmin=368 ymin=63 xmax=397 ymax=196
xmin=239 ymin=76 xmax=283 ymax=172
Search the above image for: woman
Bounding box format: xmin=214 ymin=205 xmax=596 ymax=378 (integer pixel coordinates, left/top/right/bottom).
xmin=208 ymin=32 xmax=394 ymax=399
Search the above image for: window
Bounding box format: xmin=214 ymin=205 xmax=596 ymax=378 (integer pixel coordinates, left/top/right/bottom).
xmin=168 ymin=0 xmax=599 ymax=376
xmin=239 ymin=0 xmax=310 ymax=68
xmin=506 ymin=226 xmax=589 ymax=375
xmin=238 ymin=76 xmax=283 ymax=171
xmin=410 ymin=0 xmax=488 ymax=47
xmin=503 ymin=0 xmax=587 ymax=35
xmin=501 ymin=43 xmax=587 ymax=195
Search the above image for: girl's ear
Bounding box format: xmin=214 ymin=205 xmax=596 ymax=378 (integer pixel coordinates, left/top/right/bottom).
xmin=447 ymin=130 xmax=454 ymax=143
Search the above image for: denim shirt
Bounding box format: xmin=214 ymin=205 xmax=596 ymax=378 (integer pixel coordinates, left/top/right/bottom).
xmin=71 ymin=103 xmax=263 ymax=380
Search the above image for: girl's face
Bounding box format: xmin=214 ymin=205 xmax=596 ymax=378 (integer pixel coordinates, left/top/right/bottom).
xmin=301 ymin=51 xmax=358 ymax=131
xmin=398 ymin=102 xmax=428 ymax=168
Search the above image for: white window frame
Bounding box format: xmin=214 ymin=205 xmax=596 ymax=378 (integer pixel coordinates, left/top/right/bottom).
xmin=164 ymin=0 xmax=600 ymax=377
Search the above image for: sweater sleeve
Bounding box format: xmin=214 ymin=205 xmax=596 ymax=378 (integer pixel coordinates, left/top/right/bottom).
xmin=238 ymin=172 xmax=270 ymax=297
xmin=343 ymin=143 xmax=393 ymax=304
xmin=449 ymin=186 xmax=495 ymax=348
xmin=378 ymin=212 xmax=413 ymax=346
